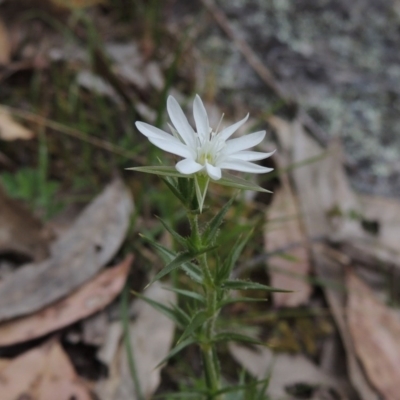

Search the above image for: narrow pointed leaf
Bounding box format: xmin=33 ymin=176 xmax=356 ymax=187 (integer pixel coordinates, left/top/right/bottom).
xmin=148 ymin=245 xmax=217 ymax=287
xmin=218 ymin=172 xmax=272 ymax=192
xmin=163 ymin=287 xmax=205 ymax=304
xmin=131 ymin=291 xmax=183 ymax=327
xmin=223 ymin=280 xmax=290 ymax=292
xmin=160 ymin=176 xmax=188 ymax=205
xmin=219 ymin=297 xmax=268 ymax=308
xmin=171 ymin=303 xmax=191 ymax=324
xmin=203 ymin=196 xmax=234 ymax=244
xmin=148 ymin=251 xmax=195 ymax=286
xmin=213 ymin=332 xmax=264 ymax=346
xmin=217 ymin=230 xmax=253 ymax=283
xmin=127 ymin=165 xmax=189 ymax=178
xmin=143 ymin=239 xmax=203 ymax=282
xmin=155 ymin=337 xmax=196 ymax=368
xmin=178 ymin=310 xmax=208 ymax=343
xmin=157 ymin=216 xmax=187 ymax=247
xmin=181 ymin=262 xmax=203 ymax=284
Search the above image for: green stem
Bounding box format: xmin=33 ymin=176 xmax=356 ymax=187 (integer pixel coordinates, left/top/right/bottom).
xmin=202 ymin=286 xmax=221 ymax=399
xmin=188 ymin=212 xmax=222 ymax=399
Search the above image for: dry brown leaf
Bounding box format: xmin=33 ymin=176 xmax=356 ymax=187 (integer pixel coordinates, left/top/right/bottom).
xmin=95 ymin=282 xmax=177 ymax=400
xmin=0 ymin=255 xmax=132 ymax=346
xmin=0 ymin=109 xmax=34 ymax=140
xmin=0 ymin=184 xmax=50 ymax=262
xmin=347 ymin=272 xmax=400 ymax=400
xmin=230 ymin=343 xmax=351 ymax=399
xmin=0 ymin=178 xmax=133 ymax=322
xmin=275 ymin=118 xmax=379 ymax=399
xmin=0 ymin=340 xmax=91 ymax=400
xmin=0 ymin=18 xmax=11 ymax=66
xmin=265 ymin=185 xmax=311 ymax=307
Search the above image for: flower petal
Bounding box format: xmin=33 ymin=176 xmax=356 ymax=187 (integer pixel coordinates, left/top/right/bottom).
xmin=193 ymin=94 xmax=209 ymax=143
xmin=135 ymin=121 xmax=172 ymax=141
xmin=218 ymin=159 xmax=274 ymax=174
xmin=176 ymin=158 xmax=204 ymax=175
xmin=167 ymin=96 xmax=196 ymax=148
xmin=228 ymin=149 xmax=276 ymax=162
xmin=224 ymin=131 xmax=266 ymax=155
xmin=205 ymin=161 xmax=222 ymax=180
xmin=148 ymin=137 xmax=194 ymax=158
xmin=218 ymin=113 xmax=249 ymax=141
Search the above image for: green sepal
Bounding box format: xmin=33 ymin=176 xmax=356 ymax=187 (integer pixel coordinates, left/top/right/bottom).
xmin=212 ymin=332 xmax=264 ymax=346
xmin=162 ymin=287 xmax=206 ymax=304
xmin=154 ymin=337 xmax=196 ymax=369
xmin=131 ymin=291 xmax=184 ymax=327
xmin=202 ymin=196 xmax=234 ymax=245
xmin=156 ymin=216 xmax=188 ymax=248
xmin=194 ymin=174 xmax=209 ymax=213
xmin=219 ymin=172 xmax=272 ymax=193
xmin=216 ymin=230 xmax=253 ymax=284
xmin=127 ymin=165 xmax=188 ymax=178
xmin=177 ymin=310 xmax=209 ymax=344
xmin=222 ymin=279 xmax=291 ymax=292
xmin=218 ymin=296 xmax=268 ymax=308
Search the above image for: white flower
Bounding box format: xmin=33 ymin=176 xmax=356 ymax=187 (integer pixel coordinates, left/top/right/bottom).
xmin=135 ymin=95 xmax=274 ymax=181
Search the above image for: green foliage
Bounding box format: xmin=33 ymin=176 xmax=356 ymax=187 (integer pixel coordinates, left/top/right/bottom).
xmin=215 ymin=231 xmax=253 ymax=285
xmin=132 ymin=291 xmax=186 ymax=328
xmin=178 ymin=310 xmax=209 ymax=343
xmin=136 ymin=170 xmax=281 ymax=398
xmin=1 ymin=168 xmax=62 ymax=219
xmin=163 ymin=287 xmax=206 ymax=304
xmin=212 ymin=332 xmax=264 ymax=346
xmin=203 ymin=197 xmax=235 ymax=245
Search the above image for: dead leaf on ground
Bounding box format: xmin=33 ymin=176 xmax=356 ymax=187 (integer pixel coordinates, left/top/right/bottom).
xmin=0 ymin=18 xmax=11 ymax=66
xmin=347 ymin=272 xmax=400 ymax=400
xmin=0 ymin=255 xmax=132 ymax=346
xmin=283 ymin=118 xmax=379 ymax=399
xmin=95 ymin=282 xmax=177 ymax=400
xmin=0 ymin=184 xmax=50 ymax=262
xmin=0 ymin=340 xmax=92 ymax=400
xmin=265 ymin=182 xmax=311 ymax=307
xmin=0 ymin=108 xmax=34 ymax=140
xmin=0 ymin=178 xmax=133 ymax=322
xmin=230 ymin=343 xmax=351 ymax=399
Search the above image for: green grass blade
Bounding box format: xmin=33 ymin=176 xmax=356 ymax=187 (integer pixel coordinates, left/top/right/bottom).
xmin=121 ymin=285 xmax=144 ymax=400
